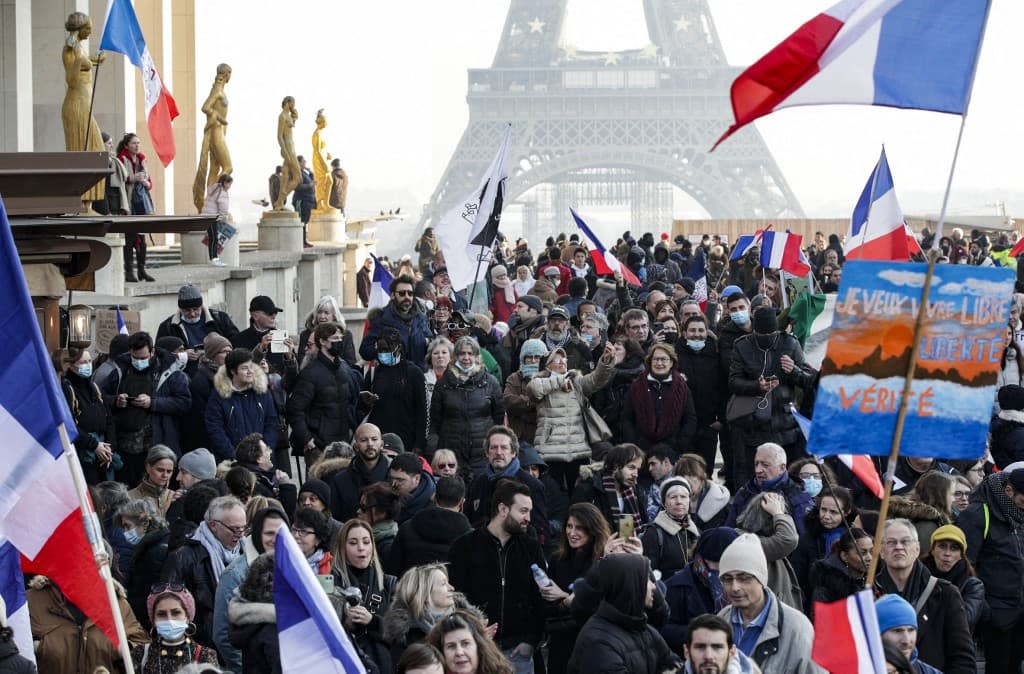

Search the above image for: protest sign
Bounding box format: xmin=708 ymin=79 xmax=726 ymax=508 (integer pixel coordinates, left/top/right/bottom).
xmin=95 ymin=309 xmax=140 ymax=352
xmin=808 ymin=260 xmax=1014 ymax=459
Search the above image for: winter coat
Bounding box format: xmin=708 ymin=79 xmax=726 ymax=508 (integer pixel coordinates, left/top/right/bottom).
xmin=161 ymin=537 xmax=219 ymax=646
xmin=528 ymin=329 xmax=594 ymax=373
xmin=737 ymin=512 xmax=803 ymax=611
xmin=182 ymin=361 xmax=218 ymax=452
xmin=808 ymin=553 xmax=865 ymax=616
xmin=571 ymin=464 xmax=650 ymax=529
xmin=567 ymin=603 xmax=681 ymax=674
xmin=923 ymin=556 xmax=989 ymax=631
xmin=363 ymin=360 xmax=427 ymax=453
xmin=234 ymin=459 xmax=298 ymax=516
xmin=428 ymin=366 xmax=503 ymax=477
xmin=381 ymin=593 xmax=482 ymax=666
xmin=205 ymin=366 xmax=279 ymax=461
xmin=385 ymin=506 xmax=472 ymax=576
xmin=641 ymin=510 xmax=700 ymax=579
xmin=662 ymin=563 xmax=717 ymax=654
xmin=693 ymin=480 xmax=731 ymax=530
xmin=298 ymin=327 xmax=357 ymax=368
xmin=285 ymin=352 xmax=358 ymax=454
xmin=528 ymin=357 xmax=614 ymax=463
xmin=448 ymin=527 xmax=545 ymax=649
xmin=887 ymin=496 xmax=949 ymax=557
xmin=61 ymin=371 xmax=116 ymax=483
xmin=228 ymin=598 xmax=280 ymax=674
xmin=0 ymin=639 xmax=35 ymax=674
xmin=28 ymin=576 xmax=148 ymax=674
xmin=677 ymin=339 xmax=727 ymax=425
xmin=726 ymin=475 xmax=814 ymax=536
xmin=327 ymin=566 xmax=396 ymax=674
xmin=790 ymin=508 xmax=843 ymax=605
xmin=503 ymin=370 xmax=538 ymax=444
xmin=360 ymin=302 xmax=432 ymax=368
xmin=590 ymin=355 xmax=645 ymax=443
xmin=717 ymin=590 xmax=822 ymax=674
xmin=156 ymin=306 xmax=239 ymax=347
xmin=621 ymin=372 xmax=698 ymax=452
xmin=465 ymin=468 xmax=550 ymax=546
xmin=125 ymin=526 xmax=171 ymax=630
xmin=329 ymin=455 xmax=391 ymax=523
xmin=103 ymin=349 xmax=192 ymax=453
xmin=502 ymin=314 xmax=544 ymax=367
xmin=126 ymin=478 xmax=174 ymax=518
xmin=397 ymin=470 xmax=435 ymax=525
xmin=989 ymin=408 xmax=1024 ymax=468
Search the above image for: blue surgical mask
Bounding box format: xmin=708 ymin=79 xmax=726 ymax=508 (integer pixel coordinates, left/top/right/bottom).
xmin=77 ymin=363 xmax=93 ymax=378
xmin=686 ymin=339 xmax=706 ymax=351
xmin=124 ymin=528 xmax=143 ymax=545
xmin=378 ymin=352 xmax=400 ymax=366
xmin=732 ymin=310 xmax=750 ymax=326
xmin=131 ymin=358 xmax=150 ymax=371
xmin=155 ymin=619 xmax=189 ymax=641
xmin=521 ymin=363 xmax=539 ymax=377
xmin=455 ymin=361 xmax=474 ymax=373
xmin=804 ymin=476 xmax=823 ymax=498
xmin=180 ymin=313 xmax=201 ymax=324
xmin=581 ymin=333 xmax=594 ymax=344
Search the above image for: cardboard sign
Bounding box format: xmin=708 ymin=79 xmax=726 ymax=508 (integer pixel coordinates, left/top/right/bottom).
xmin=808 ymin=261 xmax=1014 ymax=459
xmin=94 ymin=309 xmax=140 ymax=353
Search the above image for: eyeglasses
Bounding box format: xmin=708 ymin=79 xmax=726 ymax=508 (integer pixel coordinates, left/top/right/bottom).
xmin=150 ymin=582 xmax=186 ymax=594
xmin=291 ymin=527 xmax=316 ymax=538
xmin=953 ymin=490 xmax=970 ymax=498
xmin=213 ymin=520 xmax=246 ymax=536
xmin=436 ymin=463 xmax=457 ymax=469
xmin=447 ymin=323 xmax=469 ymax=331
xmin=883 ymin=538 xmax=916 ymax=549
xmin=798 ymin=473 xmax=820 ymax=480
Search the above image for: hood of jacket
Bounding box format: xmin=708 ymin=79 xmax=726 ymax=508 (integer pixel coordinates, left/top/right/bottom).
xmin=411 ymin=506 xmax=472 ymax=545
xmin=213 ymin=363 xmax=269 ymax=398
xmin=887 ymin=495 xmax=947 ymax=525
xmin=382 ymin=593 xmax=480 ymax=645
xmin=228 ymin=597 xmax=275 ymax=626
xmin=696 ymin=481 xmax=731 ymax=522
xmin=309 ymin=457 xmax=352 ymax=482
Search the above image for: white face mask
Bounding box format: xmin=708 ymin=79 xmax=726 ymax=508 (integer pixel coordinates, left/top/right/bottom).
xmin=177 ymin=352 xmax=188 ymax=366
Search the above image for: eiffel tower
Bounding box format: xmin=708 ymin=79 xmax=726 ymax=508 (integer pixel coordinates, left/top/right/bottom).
xmin=422 ymin=0 xmax=804 ymax=238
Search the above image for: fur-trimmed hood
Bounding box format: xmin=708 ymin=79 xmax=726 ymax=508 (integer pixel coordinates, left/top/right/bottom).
xmin=887 ymin=495 xmax=947 ymax=524
xmin=213 ymin=363 xmax=268 ymax=398
xmin=309 ymin=457 xmax=352 ymax=482
xmin=227 ymin=597 xmax=276 ymax=625
xmin=382 ymin=593 xmax=481 ymax=645
xmin=997 ymin=408 xmax=1024 ymax=425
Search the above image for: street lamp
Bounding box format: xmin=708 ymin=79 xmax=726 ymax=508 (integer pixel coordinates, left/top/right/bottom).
xmin=67 ymin=304 xmax=93 ymax=348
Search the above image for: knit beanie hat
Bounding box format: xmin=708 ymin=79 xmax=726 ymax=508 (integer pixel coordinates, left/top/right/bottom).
xmin=156 ymin=336 xmax=184 ymax=354
xmin=298 ymin=479 xmax=332 ymax=510
xmin=178 ymin=448 xmax=217 ymax=481
xmin=875 ymin=594 xmax=917 ymax=633
xmin=177 ymin=284 xmax=203 ymax=309
xmin=718 ymin=533 xmax=768 ymax=586
xmin=930 ymin=524 xmax=967 ymax=553
xmin=998 ymin=384 xmax=1024 ymax=412
xmin=694 ymin=527 xmax=740 ymax=563
xmin=203 ymin=333 xmax=232 ymax=362
xmin=660 ymin=476 xmax=692 ymax=506
xmin=518 ymin=295 xmax=543 ymax=313
xmin=752 ymin=307 xmax=778 ymax=334
xmin=490 ymin=265 xmax=508 ymax=279
xmin=147 ymin=586 xmax=197 ymax=623
xmin=520 ymin=339 xmax=549 ymax=366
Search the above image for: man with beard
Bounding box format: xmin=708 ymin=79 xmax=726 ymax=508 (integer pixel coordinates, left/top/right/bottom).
xmin=683 ymin=613 xmax=760 ymax=674
xmin=571 ymin=442 xmax=649 ymax=530
xmin=329 ymin=422 xmax=392 ymax=522
xmin=531 ymin=305 xmax=592 ymax=373
xmin=360 ymin=274 xmax=432 ymax=369
xmin=504 ymin=295 xmax=545 ymax=366
xmin=448 ymin=479 xmax=545 ymax=674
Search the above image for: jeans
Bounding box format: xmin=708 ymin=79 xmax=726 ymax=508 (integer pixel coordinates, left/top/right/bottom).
xmin=502 ymin=646 xmax=534 ymax=674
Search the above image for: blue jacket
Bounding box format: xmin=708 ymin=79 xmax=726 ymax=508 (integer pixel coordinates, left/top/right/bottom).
xmin=662 ymin=564 xmax=716 ymax=654
xmin=204 ymin=367 xmax=278 ymax=461
xmin=102 ymin=349 xmax=191 ymax=453
xmin=360 ymin=302 xmax=431 ymax=369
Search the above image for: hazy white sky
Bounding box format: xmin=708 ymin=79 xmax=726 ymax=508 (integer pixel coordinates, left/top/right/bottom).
xmin=194 ymin=1 xmax=1023 ymax=229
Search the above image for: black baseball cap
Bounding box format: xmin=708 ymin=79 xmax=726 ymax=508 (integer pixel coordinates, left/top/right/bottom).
xmin=249 ymin=295 xmax=283 ymax=314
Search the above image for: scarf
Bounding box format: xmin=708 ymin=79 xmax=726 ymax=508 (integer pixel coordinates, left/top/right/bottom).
xmin=373 ymin=520 xmax=398 ymax=543
xmin=492 ymin=275 xmax=517 ymax=305
xmin=603 ymin=470 xmax=641 ymax=525
xmin=822 ymin=527 xmax=843 ymax=558
xmin=628 ymin=370 xmax=689 ymax=442
xmin=924 ymin=556 xmax=969 ymax=586
xmin=544 ymin=329 xmax=570 ymax=351
xmin=307 ymin=548 xmax=326 ymax=574
xmin=693 ymin=556 xmax=728 ymax=610
xmin=992 ymin=473 xmax=1024 ymax=526
xmin=485 ymin=456 xmax=521 ymax=481
xmin=755 ymin=472 xmax=787 ymax=492
xmin=192 ymin=521 xmax=241 ymax=583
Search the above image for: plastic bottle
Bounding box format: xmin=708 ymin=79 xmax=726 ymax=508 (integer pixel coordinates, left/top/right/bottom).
xmin=530 ymin=563 xmax=552 ymax=589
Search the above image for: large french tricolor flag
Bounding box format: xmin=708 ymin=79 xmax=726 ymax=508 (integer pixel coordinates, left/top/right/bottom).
xmin=846 ymin=148 xmax=921 ymax=261
xmin=570 ymin=208 xmax=642 ymax=287
xmin=729 ymin=225 xmax=774 ymax=262
xmin=793 ymin=405 xmax=885 ymax=499
xmin=0 ymin=196 xmax=120 ymax=644
xmin=367 ymin=254 xmax=393 ymax=311
xmin=812 ymin=590 xmax=887 ymax=674
xmin=759 ymin=231 xmax=811 ymax=277
xmin=100 ymin=0 xmax=180 ymax=166
xmin=0 ymin=541 xmax=34 ymax=665
xmin=713 ymin=0 xmax=990 ymax=149
xmin=274 ymin=525 xmax=366 ymax=674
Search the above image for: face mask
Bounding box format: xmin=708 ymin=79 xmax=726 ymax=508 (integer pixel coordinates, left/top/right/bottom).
xmin=521 ymin=363 xmax=539 ymax=377
xmin=663 ymin=331 xmax=677 ymax=342
xmin=180 ymin=313 xmax=201 ymax=324
xmin=378 ymin=351 xmax=400 ymax=366
xmin=581 ymin=333 xmax=594 ymax=344
xmin=455 ymin=360 xmax=474 ymax=372
xmin=422 ymin=300 xmax=434 ymax=312
xmin=131 ymin=358 xmax=149 ymax=371
xmin=328 ymin=341 xmax=345 ymax=358
xmin=732 ymin=310 xmax=750 ymax=326
xmin=177 ymin=352 xmax=188 ymax=366
xmin=155 ymin=619 xmax=189 ymax=642
xmin=77 ymin=363 xmax=93 ymax=378
xmin=124 ymin=528 xmax=143 ymax=545
xmin=686 ymin=339 xmax=706 ymax=351
xmin=755 ymin=333 xmax=776 ymax=349
xmin=804 ymin=476 xmax=823 ymax=498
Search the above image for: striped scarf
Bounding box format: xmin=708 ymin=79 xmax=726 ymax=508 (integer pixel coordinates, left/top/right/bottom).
xmin=603 ymin=470 xmax=641 ymax=525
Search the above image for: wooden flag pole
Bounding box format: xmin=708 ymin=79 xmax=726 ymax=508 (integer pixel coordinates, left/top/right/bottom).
xmin=57 ymin=423 xmax=136 ymax=674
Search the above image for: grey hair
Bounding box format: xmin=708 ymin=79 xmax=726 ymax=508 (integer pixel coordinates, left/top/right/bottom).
xmin=145 ymin=444 xmax=177 ymax=466
xmin=883 ymin=517 xmax=919 ymax=542
xmin=426 ymin=336 xmax=454 ymax=359
xmin=453 ymin=336 xmax=480 ymax=358
xmin=115 ymin=498 xmax=165 ymax=529
xmin=323 ymin=441 xmax=354 ymax=460
xmin=736 ymin=492 xmax=790 ymax=536
xmin=204 ymin=495 xmax=245 ymax=523
xmin=756 ymin=442 xmax=787 ymax=468
xmin=583 ymin=312 xmax=609 ymax=331
xmin=304 ymin=295 xmax=346 ymax=331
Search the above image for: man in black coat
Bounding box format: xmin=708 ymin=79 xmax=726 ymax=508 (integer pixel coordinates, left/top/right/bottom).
xmin=448 ymin=479 xmax=545 ymax=670
xmin=386 ymin=476 xmax=471 ymax=576
xmin=388 ymin=452 xmax=435 ymax=525
xmin=329 ymin=423 xmax=391 ymax=522
xmin=157 ymin=283 xmax=239 ymax=376
xmin=364 ymin=327 xmax=427 ymax=453
xmin=677 ymin=314 xmax=726 ymax=470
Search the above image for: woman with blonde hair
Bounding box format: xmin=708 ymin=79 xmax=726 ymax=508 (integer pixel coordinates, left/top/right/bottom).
xmin=300 ymin=295 xmax=356 ymax=366
xmin=431 ymin=449 xmax=459 ymax=479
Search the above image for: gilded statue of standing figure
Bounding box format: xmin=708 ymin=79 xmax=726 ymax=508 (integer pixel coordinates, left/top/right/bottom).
xmin=311 ymin=109 xmax=334 ymax=213
xmin=62 ymin=11 xmax=105 ymax=202
xmin=193 ymin=63 xmax=233 ymax=211
xmin=274 ymin=96 xmax=300 ymax=211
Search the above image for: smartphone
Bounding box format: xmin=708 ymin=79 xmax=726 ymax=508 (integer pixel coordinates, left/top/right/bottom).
xmin=652 ymin=322 xmax=665 ymax=333
xmin=317 ymin=574 xmax=335 ymax=594
xmin=618 ymin=515 xmax=635 ymax=541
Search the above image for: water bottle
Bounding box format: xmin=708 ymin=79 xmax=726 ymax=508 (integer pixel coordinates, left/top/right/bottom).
xmin=531 ymin=563 xmax=552 ymax=589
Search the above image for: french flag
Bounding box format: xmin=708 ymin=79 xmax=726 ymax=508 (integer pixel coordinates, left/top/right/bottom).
xmin=367 ymin=254 xmax=393 ymax=311
xmin=713 ymin=0 xmax=990 ymax=150
xmin=846 ymin=148 xmax=922 ymax=261
xmin=759 ymin=231 xmax=811 ymax=277
xmin=115 ymin=306 xmax=129 ymax=335
xmin=686 ymin=248 xmax=708 ymax=310
xmin=812 ymin=589 xmax=887 ymax=674
xmin=100 ymin=0 xmax=180 ymax=166
xmin=0 ymin=196 xmax=120 ymax=645
xmin=793 ymin=405 xmax=885 ymax=499
xmin=0 ymin=541 xmax=34 ymax=666
xmin=274 ymin=524 xmax=366 ymax=673
xmin=570 ymin=208 xmax=642 ymax=287
xmin=729 ymin=225 xmax=774 ymax=262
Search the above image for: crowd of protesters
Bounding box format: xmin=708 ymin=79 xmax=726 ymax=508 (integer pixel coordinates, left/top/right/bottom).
xmin=27 ymin=225 xmax=1024 ymax=674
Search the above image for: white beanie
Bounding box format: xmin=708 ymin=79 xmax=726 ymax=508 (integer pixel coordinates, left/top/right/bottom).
xmin=718 ymin=533 xmax=768 ymax=587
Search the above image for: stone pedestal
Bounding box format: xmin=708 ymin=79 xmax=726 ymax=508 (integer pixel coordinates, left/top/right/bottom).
xmin=181 ymin=230 xmax=240 ymax=266
xmin=343 ymin=241 xmax=376 ymax=307
xmin=308 ymin=210 xmax=347 ymax=243
xmin=84 ymin=233 xmax=126 ymax=297
xmin=258 ymin=209 xmax=304 ymax=252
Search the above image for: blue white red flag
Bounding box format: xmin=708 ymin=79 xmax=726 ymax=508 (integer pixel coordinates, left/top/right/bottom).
xmin=812 ymin=589 xmax=887 ymax=674
xmin=729 ymin=225 xmax=774 ymax=261
xmin=115 ymin=306 xmax=129 ymax=335
xmin=0 ymin=196 xmax=119 ymax=645
xmin=367 ymin=254 xmax=393 ymax=311
xmin=0 ymin=541 xmax=34 ymax=665
xmin=685 ymin=248 xmax=708 ymax=310
xmin=714 ymin=0 xmax=990 ymax=149
xmin=846 ymin=148 xmax=921 ymax=261
xmin=792 ymin=405 xmax=884 ymax=499
xmin=100 ymin=0 xmax=179 ymax=166
xmin=760 ymin=231 xmax=811 ymax=277
xmin=570 ymin=208 xmax=642 ymax=287
xmin=274 ymin=525 xmax=366 ymax=674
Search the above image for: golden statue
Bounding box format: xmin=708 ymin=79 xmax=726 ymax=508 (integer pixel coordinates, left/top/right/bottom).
xmin=274 ymin=96 xmax=300 ymax=210
xmin=193 ymin=63 xmax=233 ymax=212
xmin=311 ymin=109 xmax=335 ymax=214
xmin=330 ymin=158 xmax=348 ymax=214
xmin=62 ymin=12 xmax=105 ymax=203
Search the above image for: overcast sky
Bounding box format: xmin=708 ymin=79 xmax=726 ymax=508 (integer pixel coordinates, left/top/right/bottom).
xmin=194 ymin=0 xmax=1022 ymax=230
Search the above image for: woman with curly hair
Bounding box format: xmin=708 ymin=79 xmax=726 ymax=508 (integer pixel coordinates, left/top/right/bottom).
xmin=228 ymin=553 xmax=279 ymax=673
xmin=427 ymin=610 xmax=512 ymax=674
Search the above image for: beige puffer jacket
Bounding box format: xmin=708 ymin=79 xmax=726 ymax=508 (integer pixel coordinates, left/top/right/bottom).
xmin=528 ymin=356 xmax=613 ymax=463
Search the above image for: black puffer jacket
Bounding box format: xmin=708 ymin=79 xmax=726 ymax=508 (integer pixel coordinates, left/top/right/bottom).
xmin=285 ymin=352 xmax=358 ymax=453
xmin=676 ymin=339 xmax=726 ymax=425
xmin=428 ymin=367 xmax=503 ymax=477
xmin=157 ymin=307 xmax=239 ymax=346
xmin=126 ymin=526 xmax=170 ymax=631
xmin=0 ymin=639 xmax=36 ymax=674
xmin=227 ymin=599 xmax=280 ymax=674
xmin=160 ymin=538 xmax=218 ymax=646
xmin=591 ymin=355 xmax=645 ymax=443
xmin=807 ymin=553 xmax=864 ymax=619
xmin=364 ymin=360 xmax=427 ymax=454
xmin=385 ymin=505 xmax=472 ymax=576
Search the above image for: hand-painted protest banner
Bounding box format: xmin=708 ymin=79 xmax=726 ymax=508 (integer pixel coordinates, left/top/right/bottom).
xmin=808 ymin=261 xmax=1014 ymax=459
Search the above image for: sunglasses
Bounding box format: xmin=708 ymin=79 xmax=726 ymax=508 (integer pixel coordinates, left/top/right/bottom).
xmin=436 ymin=463 xmax=457 ymax=469
xmin=150 ymin=582 xmax=186 ymax=594
xmin=394 ymin=290 xmax=414 ymax=297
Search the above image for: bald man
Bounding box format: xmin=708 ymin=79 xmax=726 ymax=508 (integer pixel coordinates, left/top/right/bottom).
xmin=330 ymin=423 xmax=391 ymax=521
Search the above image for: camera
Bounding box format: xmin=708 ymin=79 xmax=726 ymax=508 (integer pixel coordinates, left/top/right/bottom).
xmin=337 ymin=586 xmax=362 ymax=607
